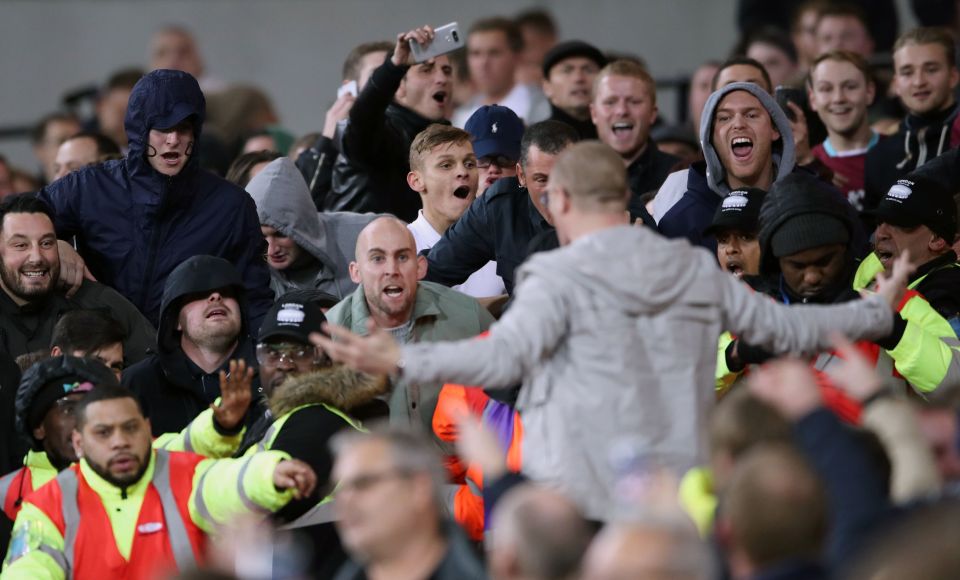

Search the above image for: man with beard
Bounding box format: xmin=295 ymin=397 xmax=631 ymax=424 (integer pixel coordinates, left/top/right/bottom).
xmin=2 ymin=384 xmax=317 ymax=578
xmin=408 ymin=124 xmax=505 ymax=298
xmin=720 ymin=173 xmax=960 ymax=409
xmin=0 ymin=195 xmax=154 ymax=362
xmin=325 ymin=217 xmax=492 ymax=437
xmin=123 ymin=255 xmax=259 ymax=435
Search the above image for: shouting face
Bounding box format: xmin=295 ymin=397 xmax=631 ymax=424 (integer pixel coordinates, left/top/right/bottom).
xmin=591 ymin=74 xmax=658 ymax=162
xmin=712 ymin=90 xmax=780 ymax=190
xmin=147 ymin=120 xmax=194 ymax=177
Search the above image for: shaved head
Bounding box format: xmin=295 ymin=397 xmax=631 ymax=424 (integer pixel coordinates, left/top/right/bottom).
xmin=355 ymin=217 xmax=416 ymax=257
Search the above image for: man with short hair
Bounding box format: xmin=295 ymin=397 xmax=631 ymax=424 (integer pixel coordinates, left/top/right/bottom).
xmin=325 ymin=217 xmax=492 ymax=434
xmin=489 ymin=484 xmax=594 ymax=580
xmin=0 ymin=195 xmax=154 ymax=362
xmin=591 ymin=60 xmax=679 ymax=220
xmin=808 ymin=50 xmax=880 ymax=213
xmin=815 ymin=4 xmax=875 ymax=58
xmin=328 ymin=27 xmax=454 ymax=221
xmin=149 ymin=25 xmax=225 ymax=93
xmin=91 ymin=68 xmax=143 ymax=151
xmin=425 ymin=120 xmax=578 ymax=294
xmin=453 ymin=17 xmax=550 ymax=127
xmin=331 ymin=428 xmax=486 ymax=580
xmin=316 ymin=141 xmax=913 ymax=522
xmin=51 ymin=131 xmax=121 ymax=181
xmin=865 ymin=27 xmax=960 ymax=204
xmin=655 ymin=82 xmax=796 ymax=250
xmin=407 ymin=124 xmax=505 ymax=298
xmin=247 ymin=157 xmax=377 ymax=300
xmin=122 ymin=255 xmax=259 ymax=436
xmin=38 ymin=69 xmax=274 ymax=328
xmin=514 ymin=9 xmax=558 ymax=87
xmin=50 ymin=310 xmax=127 ymax=380
xmin=743 ymin=27 xmax=800 ymax=89
xmin=464 ymin=105 xmax=524 ymax=195
xmin=541 ymin=40 xmax=607 ymax=139
xmin=2 ymin=384 xmax=316 ymax=578
xmin=711 ymin=57 xmax=773 ymax=93
xmin=31 ymin=113 xmax=80 ymax=185
xmin=582 ymin=516 xmax=710 ymax=580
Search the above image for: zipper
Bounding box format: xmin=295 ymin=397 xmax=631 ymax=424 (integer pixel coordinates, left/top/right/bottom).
xmin=138 ymin=175 xmax=172 ymax=313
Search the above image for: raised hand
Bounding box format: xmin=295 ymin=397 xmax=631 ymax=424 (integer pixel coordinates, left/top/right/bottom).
xmin=213 ymin=359 xmax=254 ymax=430
xmin=310 ymin=319 xmax=401 ymax=376
xmin=391 ymin=25 xmax=435 ymax=67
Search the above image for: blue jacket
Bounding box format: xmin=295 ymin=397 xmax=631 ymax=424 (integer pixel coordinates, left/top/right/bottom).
xmin=38 ymin=70 xmax=273 ymax=328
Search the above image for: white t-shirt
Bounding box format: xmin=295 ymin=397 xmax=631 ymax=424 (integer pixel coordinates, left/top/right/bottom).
xmin=408 ymin=211 xmax=506 ymax=298
xmin=452 ymin=83 xmax=551 ymax=128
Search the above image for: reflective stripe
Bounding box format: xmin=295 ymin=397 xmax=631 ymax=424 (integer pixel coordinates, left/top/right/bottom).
xmin=192 ymin=466 xmax=216 ymax=525
xmin=256 ymin=423 xmax=280 ymax=452
xmin=182 ymin=423 xmax=195 ymax=453
xmin=279 ymin=498 xmax=337 ymax=530
xmin=152 ymin=450 xmax=197 ymax=571
xmin=0 ymin=469 xmax=21 ymax=508
xmin=236 ymin=456 xmax=271 ymax=515
xmin=57 ymin=468 xmax=79 ymax=573
xmin=37 ymin=544 xmax=69 ymax=572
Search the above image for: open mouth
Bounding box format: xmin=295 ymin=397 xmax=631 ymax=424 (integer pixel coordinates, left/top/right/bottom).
xmin=383 ymin=285 xmax=403 ymax=298
xmin=432 ymin=91 xmax=448 ymax=105
xmin=161 ymin=152 xmax=181 ymax=165
xmin=612 ymin=122 xmax=634 ymax=135
xmin=21 ymin=269 xmax=49 ymax=280
xmin=453 ymin=185 xmax=471 ymax=199
xmin=724 ymin=261 xmax=744 ymax=278
xmin=731 ymin=136 xmax=753 ymax=159
xmin=875 ymin=248 xmax=894 ymax=265
xmin=206 ymin=308 xmax=228 ymax=319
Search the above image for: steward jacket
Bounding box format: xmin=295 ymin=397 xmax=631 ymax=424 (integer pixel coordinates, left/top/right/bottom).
xmin=328 ymin=59 xmax=447 ymax=222
xmin=2 ymin=448 xmax=296 ymax=579
xmin=37 ymin=70 xmax=273 ymax=328
xmin=425 ymin=177 xmax=553 ymax=294
xmin=0 ymin=405 xmax=245 ymax=522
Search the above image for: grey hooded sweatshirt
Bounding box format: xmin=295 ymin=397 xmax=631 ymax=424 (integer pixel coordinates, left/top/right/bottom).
xmin=398 ymin=225 xmax=893 ymax=521
xmin=653 ymin=82 xmax=795 ymax=248
xmin=247 ymin=157 xmax=379 ymax=300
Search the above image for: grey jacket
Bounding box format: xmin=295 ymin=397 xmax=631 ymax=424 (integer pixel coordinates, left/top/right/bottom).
xmin=246 ymin=157 xmax=378 ymax=300
xmin=400 ymin=225 xmax=893 ymax=521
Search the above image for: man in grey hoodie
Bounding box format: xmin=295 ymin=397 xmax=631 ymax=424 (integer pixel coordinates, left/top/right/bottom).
xmin=314 ymin=141 xmax=912 ymax=523
xmin=246 ymin=157 xmax=379 ymax=301
xmin=654 ymin=81 xmax=795 ymax=250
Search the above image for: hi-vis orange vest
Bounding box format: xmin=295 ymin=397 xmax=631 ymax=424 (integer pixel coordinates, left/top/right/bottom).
xmin=25 ymin=450 xmax=207 ymax=580
xmin=0 ymin=468 xmax=33 ymax=521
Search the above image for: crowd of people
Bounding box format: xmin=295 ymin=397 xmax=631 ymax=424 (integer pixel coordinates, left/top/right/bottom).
xmin=2 ymin=1 xmax=960 ymax=578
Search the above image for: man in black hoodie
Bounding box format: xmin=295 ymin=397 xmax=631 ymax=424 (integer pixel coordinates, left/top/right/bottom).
xmin=865 ymin=27 xmax=960 ymax=203
xmin=327 ymin=25 xmax=453 ymax=221
xmin=122 ymin=255 xmax=259 ymax=436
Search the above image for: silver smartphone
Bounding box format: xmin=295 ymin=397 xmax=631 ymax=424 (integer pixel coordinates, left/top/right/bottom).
xmin=409 ymin=22 xmax=463 ymax=63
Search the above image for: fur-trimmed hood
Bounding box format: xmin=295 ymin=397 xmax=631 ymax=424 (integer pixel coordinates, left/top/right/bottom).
xmin=268 ymin=365 xmax=389 ymax=419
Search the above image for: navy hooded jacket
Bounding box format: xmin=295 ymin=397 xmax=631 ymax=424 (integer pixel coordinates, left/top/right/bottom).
xmin=38 ymin=70 xmax=273 ymax=329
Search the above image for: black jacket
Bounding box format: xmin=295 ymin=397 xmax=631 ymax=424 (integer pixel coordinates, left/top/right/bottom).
xmin=425 ymin=177 xmax=553 ymax=294
xmin=0 ymin=281 xmax=156 ymax=363
xmin=626 ymin=144 xmax=680 ymax=218
xmin=328 ymin=59 xmax=446 ymax=222
xmin=295 ymin=133 xmax=339 ymax=211
xmin=910 ymin=251 xmax=960 ymax=326
xmin=865 ymin=103 xmax=960 ymax=207
xmin=547 ymin=104 xmax=597 ymax=139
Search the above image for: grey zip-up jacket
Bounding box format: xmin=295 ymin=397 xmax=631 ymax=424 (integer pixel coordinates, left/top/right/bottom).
xmin=246 ymin=157 xmax=379 ymax=300
xmin=399 ymin=225 xmax=893 ymax=521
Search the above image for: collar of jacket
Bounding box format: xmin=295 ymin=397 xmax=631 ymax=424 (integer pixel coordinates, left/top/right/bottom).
xmin=904 ymin=100 xmax=960 ymax=132
xmin=348 ymin=282 xmax=443 ymax=334
xmin=79 ymin=450 xmax=155 ymax=501
xmin=385 ymin=102 xmax=450 ymax=135
xmin=549 ymin=104 xmax=597 ymax=138
xmin=912 ymin=250 xmax=959 ymax=284
xmin=159 ymin=336 xmax=257 ymax=391
xmin=267 ymin=365 xmax=389 ymax=419
xmin=627 ymin=141 xmax=658 ymax=178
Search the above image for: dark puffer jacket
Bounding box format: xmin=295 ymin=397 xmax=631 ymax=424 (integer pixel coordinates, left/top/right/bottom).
xmin=38 ymin=69 xmax=273 ymax=329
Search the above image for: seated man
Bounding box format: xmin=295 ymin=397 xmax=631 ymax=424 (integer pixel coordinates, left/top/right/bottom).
xmin=408 ymin=124 xmax=505 ymax=298
xmin=0 ymin=195 xmax=155 ymax=362
xmin=2 ymin=384 xmax=315 ymax=578
xmin=326 ymin=217 xmax=493 ymax=435
xmin=123 ymin=255 xmax=259 ymax=436
xmin=464 ymin=105 xmax=524 ymax=196
xmin=246 ymin=157 xmax=377 ymax=300
xmin=854 ymin=174 xmax=960 ymax=335
xmin=721 ymin=173 xmax=960 ymax=409
xmin=703 ymin=188 xmax=766 ymax=279
xmin=425 ymin=120 xmax=578 ymax=294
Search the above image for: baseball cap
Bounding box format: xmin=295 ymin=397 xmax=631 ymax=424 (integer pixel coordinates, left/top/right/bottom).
xmin=542 ymin=40 xmax=607 ymax=79
xmin=704 ymin=188 xmax=767 ymax=237
xmin=258 ymin=296 xmax=327 ymax=345
xmin=872 ymin=175 xmax=957 ymax=242
xmin=464 ymin=105 xmax=524 ymax=161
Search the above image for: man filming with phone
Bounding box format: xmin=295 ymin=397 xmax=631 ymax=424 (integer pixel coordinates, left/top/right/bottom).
xmin=328 ymin=25 xmax=456 ymax=222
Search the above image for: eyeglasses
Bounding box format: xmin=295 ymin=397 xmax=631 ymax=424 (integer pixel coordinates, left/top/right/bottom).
xmin=256 ymin=343 xmax=316 ymax=366
xmin=476 ymin=155 xmax=516 ymax=170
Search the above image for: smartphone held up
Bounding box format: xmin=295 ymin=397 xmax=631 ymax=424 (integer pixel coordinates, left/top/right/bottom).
xmin=409 ymin=22 xmax=464 ymax=63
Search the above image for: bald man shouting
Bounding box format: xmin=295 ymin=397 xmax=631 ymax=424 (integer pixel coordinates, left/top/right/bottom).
xmin=324 ymin=216 xmax=493 ymax=434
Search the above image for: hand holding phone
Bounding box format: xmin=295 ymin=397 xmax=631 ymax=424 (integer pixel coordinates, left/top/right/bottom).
xmin=774 ymin=86 xmax=807 ymax=123
xmin=409 ymin=22 xmax=463 ymax=63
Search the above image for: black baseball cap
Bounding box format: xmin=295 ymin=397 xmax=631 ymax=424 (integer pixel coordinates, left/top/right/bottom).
xmin=542 ymin=40 xmax=607 ymax=79
xmin=258 ymin=296 xmax=327 ymax=345
xmin=872 ymin=175 xmax=957 ymax=242
xmin=704 ymin=188 xmax=767 ymax=237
